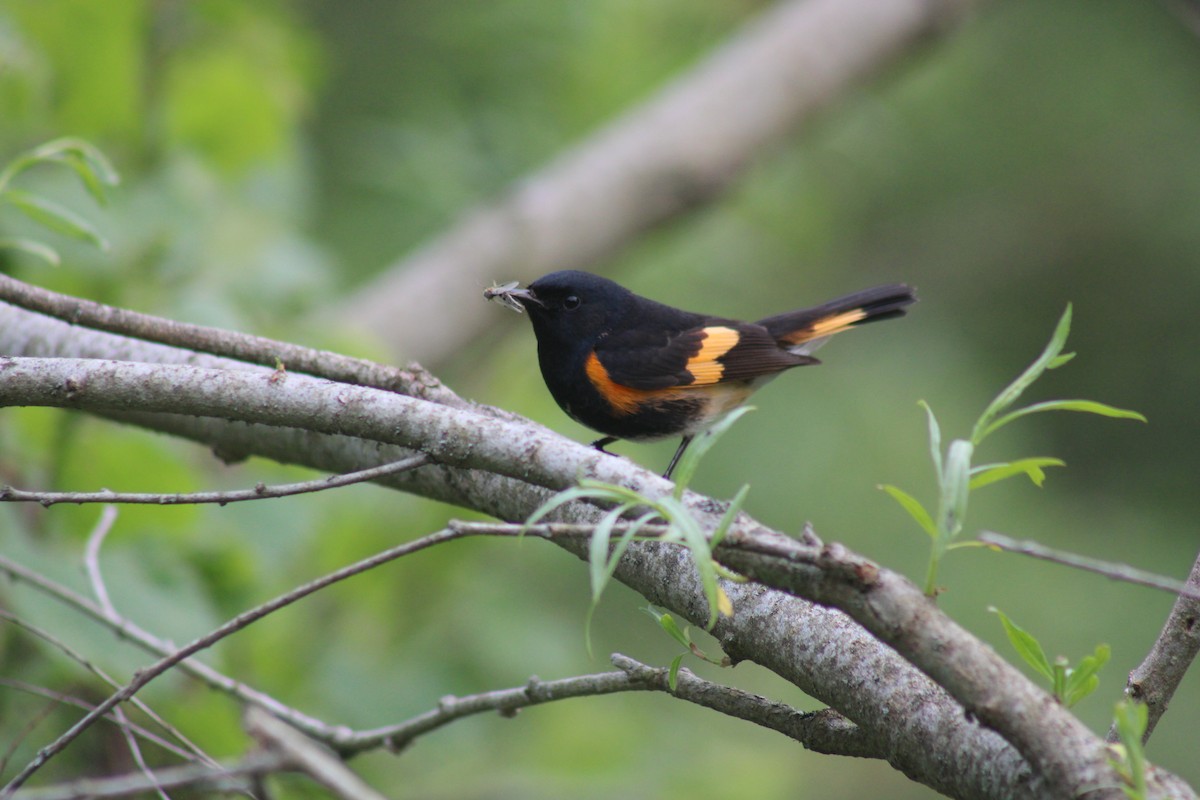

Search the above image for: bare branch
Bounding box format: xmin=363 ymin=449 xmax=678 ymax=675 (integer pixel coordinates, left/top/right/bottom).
xmin=4 ymin=751 xmax=286 ymax=800
xmin=1110 ymin=549 xmax=1200 ymax=744
xmin=979 ymin=532 xmax=1200 ymax=601
xmin=0 ymin=273 xmax=464 ymax=407
xmin=0 ymin=356 xmax=625 ymax=495
xmin=0 ymin=613 xmax=212 ymax=767
xmin=245 ymin=708 xmax=388 ymax=800
xmin=1 ymin=454 xmax=430 ymax=507
xmin=0 ymin=554 xmax=338 ymax=743
xmin=0 ymin=678 xmax=196 ymax=768
xmin=82 ymin=506 xmax=119 ymax=619
xmin=606 ymin=655 xmax=881 ymax=760
xmin=0 ymin=527 xmax=487 ymax=792
xmin=327 ymin=0 xmax=986 ymax=365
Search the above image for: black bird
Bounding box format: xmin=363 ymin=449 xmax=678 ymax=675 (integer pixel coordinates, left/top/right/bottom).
xmin=486 ymin=271 xmax=915 ymax=478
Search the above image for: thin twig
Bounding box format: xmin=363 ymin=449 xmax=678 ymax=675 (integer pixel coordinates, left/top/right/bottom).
xmin=978 ymin=532 xmax=1200 ymax=601
xmin=4 ymin=751 xmax=287 ymax=800
xmin=0 ymin=557 xmax=333 ymax=740
xmin=0 ymin=455 xmax=431 ymax=507
xmin=0 ymin=692 xmax=60 ymax=780
xmin=245 ymin=708 xmax=388 ymax=800
xmin=83 ymin=506 xmax=119 ymax=619
xmin=110 ymin=708 xmax=169 ymax=800
xmin=0 ymin=679 xmax=196 ymax=766
xmin=447 ymin=519 xmax=669 ymax=538
xmin=337 ymin=661 xmax=663 ymax=755
xmin=0 ymin=523 xmax=540 ymax=793
xmin=332 ymin=651 xmax=877 ymax=760
xmin=0 ymin=613 xmax=214 ymax=766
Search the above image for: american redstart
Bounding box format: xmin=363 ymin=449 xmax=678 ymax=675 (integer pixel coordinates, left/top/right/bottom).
xmin=486 ymin=271 xmax=915 ymax=478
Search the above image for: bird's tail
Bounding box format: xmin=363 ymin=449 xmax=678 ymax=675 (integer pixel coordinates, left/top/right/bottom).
xmin=756 ymin=284 xmax=916 ymax=355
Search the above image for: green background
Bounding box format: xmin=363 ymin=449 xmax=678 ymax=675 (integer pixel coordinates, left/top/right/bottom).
xmin=1 ymin=1 xmax=1197 ymax=797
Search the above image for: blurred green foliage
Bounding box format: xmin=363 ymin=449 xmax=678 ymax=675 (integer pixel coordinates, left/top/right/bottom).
xmin=1 ymin=1 xmax=1199 ymax=798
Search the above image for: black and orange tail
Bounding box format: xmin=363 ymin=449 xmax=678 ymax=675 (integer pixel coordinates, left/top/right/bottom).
xmin=756 ymin=284 xmax=916 ymax=352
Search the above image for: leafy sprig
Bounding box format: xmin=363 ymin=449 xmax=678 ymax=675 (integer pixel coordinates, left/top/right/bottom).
xmin=0 ymin=137 xmax=119 ymax=264
xmin=990 ymin=607 xmax=1109 ymax=706
xmin=881 ymin=305 xmax=1145 ymax=595
xmin=526 ymin=407 xmax=752 ymax=649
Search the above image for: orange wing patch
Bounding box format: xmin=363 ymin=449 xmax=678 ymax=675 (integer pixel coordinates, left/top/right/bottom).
xmin=781 ymin=308 xmax=867 ymax=346
xmin=586 ymin=352 xmax=656 ymax=414
xmin=685 ymin=326 xmax=741 ymax=385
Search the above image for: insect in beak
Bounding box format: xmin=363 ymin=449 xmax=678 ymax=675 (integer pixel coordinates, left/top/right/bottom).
xmin=484 ymin=281 xmax=541 ymax=313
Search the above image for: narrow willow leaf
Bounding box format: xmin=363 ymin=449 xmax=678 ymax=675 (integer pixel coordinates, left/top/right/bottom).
xmin=879 ymin=484 xmax=936 ymax=539
xmin=599 ymin=510 xmax=661 ymax=594
xmin=991 ymin=607 xmax=1054 ymax=681
xmin=972 ymin=304 xmax=1072 ymax=445
xmin=661 ymin=496 xmax=723 ymax=628
xmin=523 ymin=486 xmax=603 ymax=532
xmin=979 ymin=399 xmax=1147 ymax=441
xmin=919 ymin=400 xmax=943 ymax=480
xmin=668 ymin=654 xmax=685 ymax=692
xmin=0 ymin=189 xmax=109 ymax=250
xmin=938 ymin=439 xmax=973 ymax=541
xmin=1047 ymin=352 xmax=1076 ymax=369
xmin=653 ymin=611 xmax=691 ymax=649
xmin=589 ymin=505 xmax=629 ymax=602
xmin=671 ymin=406 xmax=754 ymax=498
xmin=33 ymin=137 xmax=121 ymax=203
xmin=969 ymin=458 xmax=1066 ymax=490
xmin=0 ymin=237 xmax=61 ymax=266
xmin=710 ymin=483 xmax=750 ymax=549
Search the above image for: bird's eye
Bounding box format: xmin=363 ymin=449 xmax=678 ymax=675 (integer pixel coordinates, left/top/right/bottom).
xmin=563 ymin=295 xmax=581 ymax=310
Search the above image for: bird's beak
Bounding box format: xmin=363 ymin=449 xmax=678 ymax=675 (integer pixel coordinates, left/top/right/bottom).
xmin=484 ymin=281 xmax=542 ymax=313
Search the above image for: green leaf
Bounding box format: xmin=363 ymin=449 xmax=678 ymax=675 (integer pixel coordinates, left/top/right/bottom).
xmin=969 ymin=458 xmax=1066 ymax=490
xmin=0 ymin=188 xmax=109 ymax=250
xmin=1047 ymin=352 xmax=1076 ymax=369
xmin=919 ymin=400 xmax=943 ymax=480
xmin=879 ymin=484 xmax=936 ymax=539
xmin=938 ymin=439 xmax=973 ymax=542
xmin=1052 ymin=657 xmax=1069 ymax=701
xmin=1111 ymin=701 xmax=1149 ymax=800
xmin=659 ymin=495 xmax=723 ymax=628
xmin=710 ymin=483 xmax=749 ymax=549
xmin=1063 ymin=643 xmax=1110 ymax=707
xmin=991 ymin=607 xmax=1054 ymax=681
xmin=671 ymin=406 xmax=754 ymax=498
xmin=0 ymin=137 xmax=119 ymax=193
xmin=0 ymin=237 xmax=61 ymax=266
xmin=644 ymin=607 xmax=691 ymax=650
xmin=30 ymin=138 xmax=121 ymax=204
xmin=589 ymin=505 xmax=628 ymax=602
xmin=972 ymin=304 xmax=1073 ymax=445
xmin=668 ymin=653 xmax=685 ymax=692
xmin=977 ymin=399 xmax=1147 ymax=441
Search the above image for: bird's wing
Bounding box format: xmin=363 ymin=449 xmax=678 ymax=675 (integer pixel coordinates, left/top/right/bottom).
xmin=593 ymin=322 xmax=815 ymax=391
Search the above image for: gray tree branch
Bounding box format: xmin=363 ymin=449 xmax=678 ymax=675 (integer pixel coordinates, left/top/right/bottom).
xmin=1111 ymin=549 xmax=1200 ymax=744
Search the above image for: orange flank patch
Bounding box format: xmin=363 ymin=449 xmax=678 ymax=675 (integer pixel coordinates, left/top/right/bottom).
xmin=685 ymin=327 xmax=740 ymax=385
xmin=585 ymin=352 xmax=657 ymax=414
xmin=783 ymin=308 xmax=867 ymax=345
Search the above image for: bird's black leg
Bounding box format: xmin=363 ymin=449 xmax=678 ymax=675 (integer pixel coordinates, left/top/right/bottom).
xmin=663 ymin=436 xmax=694 ymax=480
xmin=591 ymin=436 xmax=619 ymax=454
